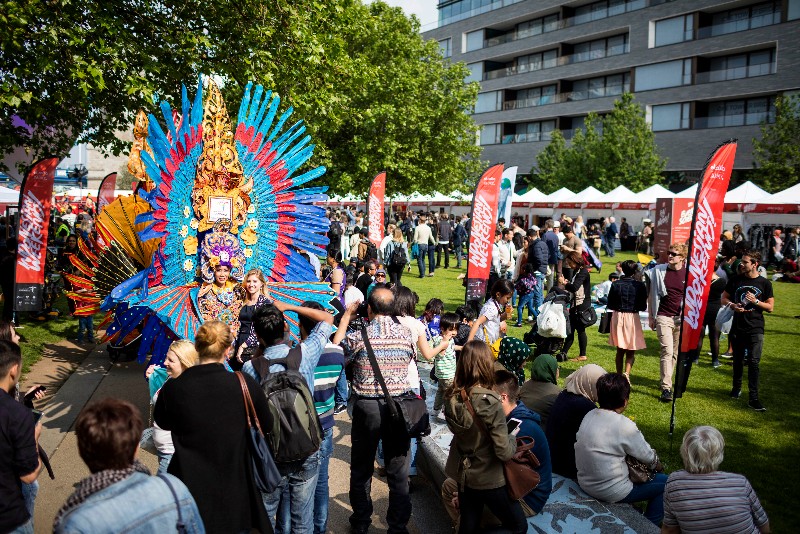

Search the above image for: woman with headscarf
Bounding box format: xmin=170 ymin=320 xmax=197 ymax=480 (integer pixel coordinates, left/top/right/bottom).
xmin=495 ymin=336 xmax=531 ymax=385
xmin=545 ymin=364 xmax=607 ymax=479
xmin=518 ymin=354 xmax=560 ymax=429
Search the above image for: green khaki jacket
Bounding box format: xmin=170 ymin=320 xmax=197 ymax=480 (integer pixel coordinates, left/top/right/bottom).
xmin=444 ymin=386 xmax=516 ymax=490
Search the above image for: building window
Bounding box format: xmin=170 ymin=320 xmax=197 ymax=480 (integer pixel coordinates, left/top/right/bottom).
xmin=502 ymin=120 xmax=556 ymax=144
xmin=705 ymin=1 xmax=781 ymax=37
xmin=438 ymin=38 xmax=452 ymax=58
xmin=789 ymin=0 xmax=800 ymax=21
xmin=702 ymin=49 xmax=775 ymax=83
xmin=652 ymin=103 xmax=691 ymax=131
xmin=574 ymin=0 xmax=646 ymax=25
xmin=438 ymin=0 xmax=526 ymax=27
xmin=573 ymin=34 xmax=629 ymax=63
xmin=696 ymin=96 xmax=776 ymax=128
xmin=516 ymin=13 xmax=560 ymax=39
xmin=465 ymin=30 xmax=484 ymax=52
xmin=654 ymin=14 xmax=694 ymax=47
xmin=479 ymin=123 xmax=501 ymax=145
xmin=571 ymin=73 xmax=631 ymax=100
xmin=516 ymin=49 xmax=558 ymax=73
xmin=466 ymin=62 xmax=483 ymax=83
xmin=475 ymin=91 xmax=502 ymax=114
xmin=635 ymin=59 xmax=692 ymax=91
xmin=507 ymin=85 xmax=558 ymax=109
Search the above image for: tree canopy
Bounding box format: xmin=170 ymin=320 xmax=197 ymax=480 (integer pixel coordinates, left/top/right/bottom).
xmin=752 ymin=94 xmax=800 ymax=193
xmin=1 ymin=0 xmax=482 ymax=193
xmin=533 ymin=93 xmax=666 ymax=193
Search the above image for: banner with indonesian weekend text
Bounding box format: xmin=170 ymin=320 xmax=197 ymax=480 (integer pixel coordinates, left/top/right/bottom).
xmin=465 ymin=164 xmax=503 ymax=305
xmin=367 ymin=172 xmax=385 ymax=248
xmin=679 ymin=141 xmax=737 ymax=356
xmin=15 ymin=157 xmax=58 ymax=311
xmin=97 ymin=172 xmax=117 ymax=213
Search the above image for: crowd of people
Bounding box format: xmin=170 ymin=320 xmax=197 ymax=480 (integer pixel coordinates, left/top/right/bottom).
xmin=2 ymin=203 xmax=791 ymax=533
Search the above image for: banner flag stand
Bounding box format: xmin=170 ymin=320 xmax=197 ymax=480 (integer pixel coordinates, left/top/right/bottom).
xmin=465 ymin=164 xmax=503 ymax=312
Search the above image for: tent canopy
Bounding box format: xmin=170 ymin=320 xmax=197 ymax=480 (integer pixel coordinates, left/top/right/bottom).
xmin=0 ymin=186 xmax=19 ymax=204
xmin=634 ymin=184 xmax=673 ymax=203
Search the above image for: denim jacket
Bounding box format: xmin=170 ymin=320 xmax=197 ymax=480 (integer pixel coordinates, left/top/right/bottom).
xmin=55 ymin=472 xmax=205 ymax=533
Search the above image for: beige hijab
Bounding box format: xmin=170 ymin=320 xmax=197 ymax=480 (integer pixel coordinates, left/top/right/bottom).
xmin=565 ymin=364 xmax=607 ymax=403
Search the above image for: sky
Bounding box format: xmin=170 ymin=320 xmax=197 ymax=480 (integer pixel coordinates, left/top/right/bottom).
xmin=367 ymin=0 xmax=440 ymax=29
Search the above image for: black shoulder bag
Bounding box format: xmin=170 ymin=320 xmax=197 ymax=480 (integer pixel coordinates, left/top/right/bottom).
xmin=360 ymin=323 xmax=430 ymax=438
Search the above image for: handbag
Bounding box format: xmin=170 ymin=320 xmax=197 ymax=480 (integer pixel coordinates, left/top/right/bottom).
xmin=460 ymin=389 xmax=540 ymax=500
xmin=360 ymin=325 xmax=431 ymax=438
xmin=715 ymin=305 xmax=734 ymax=335
xmin=482 ymin=325 xmax=502 ymax=359
xmin=235 ymin=372 xmax=281 ymax=493
xmin=576 ymin=306 xmax=598 ymax=328
xmin=598 ymin=311 xmax=612 ymax=334
xmin=625 ymin=454 xmax=663 ymax=484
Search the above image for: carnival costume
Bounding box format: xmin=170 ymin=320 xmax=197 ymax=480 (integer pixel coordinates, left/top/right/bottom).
xmin=66 ymin=76 xmax=334 ymax=364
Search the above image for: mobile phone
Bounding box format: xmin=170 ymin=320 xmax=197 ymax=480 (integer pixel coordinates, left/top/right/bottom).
xmin=31 ymin=385 xmax=47 ymax=396
xmin=507 ymin=417 xmax=522 ymax=436
xmin=31 ymin=409 xmax=44 ymax=425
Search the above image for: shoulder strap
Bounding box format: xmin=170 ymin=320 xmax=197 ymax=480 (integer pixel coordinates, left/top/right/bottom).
xmin=157 ymin=474 xmax=187 ymax=533
xmin=284 ymin=344 xmax=303 ymax=371
xmin=360 ymin=323 xmax=400 ymax=420
xmin=460 ymin=389 xmax=491 ymax=441
xmin=252 ymin=356 xmax=270 ymax=383
xmin=235 ymin=372 xmax=264 ymax=435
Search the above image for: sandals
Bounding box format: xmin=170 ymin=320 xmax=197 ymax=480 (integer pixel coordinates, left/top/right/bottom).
xmin=569 ymin=356 xmax=588 ymax=362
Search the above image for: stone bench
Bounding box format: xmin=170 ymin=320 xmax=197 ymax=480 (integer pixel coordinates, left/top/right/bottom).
xmin=416 ymin=363 xmax=658 ymax=534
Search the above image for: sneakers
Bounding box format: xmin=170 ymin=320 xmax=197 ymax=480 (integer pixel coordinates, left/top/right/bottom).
xmin=712 ymin=359 xmax=721 ymax=369
xmin=730 ymin=388 xmax=741 ymax=399
xmin=660 ymin=389 xmax=673 ymax=402
xmin=748 ymin=399 xmax=766 ymax=412
xmin=334 ymin=404 xmax=347 ymax=415
xmin=514 ymin=323 xmax=523 ymax=327
xmin=437 ymin=411 xmax=447 ymax=422
xmin=720 ymin=352 xmax=734 ymax=359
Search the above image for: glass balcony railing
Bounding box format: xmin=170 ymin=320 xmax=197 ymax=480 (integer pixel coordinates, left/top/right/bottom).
xmin=500 ymin=131 xmax=554 ymax=144
xmin=435 ymin=0 xmax=525 ymax=29
xmin=697 ymin=11 xmax=781 ymax=39
xmin=483 ymin=43 xmax=628 ymax=80
xmin=693 ymin=112 xmax=775 ymax=129
xmin=695 ymin=63 xmax=775 ymax=84
xmin=500 ymin=83 xmax=630 ymax=110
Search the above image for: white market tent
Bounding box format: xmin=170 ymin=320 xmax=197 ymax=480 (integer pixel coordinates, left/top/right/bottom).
xmin=743 ymin=182 xmax=800 ymax=229
xmin=634 ymin=184 xmax=674 ymax=204
xmin=676 ymin=184 xmax=697 ymax=198
xmin=721 ymin=181 xmax=771 ymax=230
xmin=0 ymin=186 xmax=19 ymax=204
xmin=529 ymin=187 xmax=574 ymax=220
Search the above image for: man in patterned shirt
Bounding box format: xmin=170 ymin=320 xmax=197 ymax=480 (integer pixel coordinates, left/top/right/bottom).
xmin=339 ymin=287 xmax=416 ymax=534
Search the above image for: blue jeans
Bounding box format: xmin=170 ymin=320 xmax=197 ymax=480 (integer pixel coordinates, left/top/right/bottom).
xmin=263 ymin=451 xmax=321 ymax=534
xmin=516 ymin=293 xmax=535 ymax=325
xmin=21 ymin=480 xmax=38 ymax=524
xmin=416 ymin=245 xmax=428 ymax=276
xmin=8 ymin=518 xmax=33 ymax=534
xmin=428 ymin=244 xmax=436 ymax=274
xmin=156 ymin=451 xmax=172 ymax=475
xmin=620 ymin=472 xmax=667 ymax=526
xmin=334 ymin=368 xmax=348 ymax=406
xmin=77 ymin=315 xmax=94 ymax=342
xmin=604 ymin=236 xmax=616 ymax=257
xmin=313 ymin=428 xmax=334 ymax=534
xmin=455 ymin=243 xmax=463 ymax=268
xmin=531 ymin=273 xmax=545 ymax=316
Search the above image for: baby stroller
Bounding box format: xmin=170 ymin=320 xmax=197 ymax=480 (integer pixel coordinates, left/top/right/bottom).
xmin=523 ymin=288 xmax=573 ymax=361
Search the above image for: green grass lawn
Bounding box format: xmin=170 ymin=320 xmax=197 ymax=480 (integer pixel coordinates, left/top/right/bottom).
xmin=15 ymin=295 xmax=83 ymax=373
xmin=401 ymin=251 xmax=800 ymax=532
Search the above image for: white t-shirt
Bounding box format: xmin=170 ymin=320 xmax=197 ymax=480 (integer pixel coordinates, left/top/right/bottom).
xmin=343 ymin=286 xmax=364 ymax=307
xmin=308 ymin=253 xmax=322 ymax=281
xmin=475 ymin=299 xmax=501 ymax=343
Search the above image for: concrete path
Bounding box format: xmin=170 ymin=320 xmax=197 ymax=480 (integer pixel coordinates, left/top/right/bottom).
xmin=26 ymin=341 xmax=452 ymax=533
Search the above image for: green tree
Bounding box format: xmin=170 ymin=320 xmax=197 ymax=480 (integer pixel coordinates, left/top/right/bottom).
xmin=752 ymin=94 xmax=800 ymax=192
xmin=532 ymin=93 xmax=665 ymax=193
xmin=1 ymin=1 xmax=482 ymax=193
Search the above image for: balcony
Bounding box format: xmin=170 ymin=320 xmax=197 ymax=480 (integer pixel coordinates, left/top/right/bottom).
xmin=483 ymin=43 xmax=629 ymax=81
xmin=693 ymin=112 xmax=775 ymax=129
xmin=695 ymin=63 xmax=775 ymax=84
xmin=500 ymin=132 xmax=554 ymax=144
xmin=697 ymin=11 xmax=781 ymax=39
xmin=501 ymin=84 xmax=630 ymax=110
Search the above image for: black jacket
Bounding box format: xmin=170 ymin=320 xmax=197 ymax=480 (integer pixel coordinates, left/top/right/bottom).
xmin=607 ymin=277 xmax=647 ymax=313
xmin=527 ymin=239 xmax=549 ymax=275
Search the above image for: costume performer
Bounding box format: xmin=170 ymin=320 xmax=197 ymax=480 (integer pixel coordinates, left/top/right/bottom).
xmin=65 ymin=76 xmax=335 ymax=365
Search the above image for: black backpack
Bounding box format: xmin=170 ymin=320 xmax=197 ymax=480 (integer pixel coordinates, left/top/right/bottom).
xmin=328 ymin=220 xmax=342 ymax=241
xmin=388 ymin=242 xmax=408 ymax=267
xmin=251 ymin=346 xmax=323 ymax=463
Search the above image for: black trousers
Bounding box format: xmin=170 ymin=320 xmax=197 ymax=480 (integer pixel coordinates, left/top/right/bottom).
xmin=731 ymin=331 xmax=764 ymax=401
xmin=388 ymin=265 xmax=404 ymax=288
xmin=349 ymin=397 xmax=411 ymax=534
xmin=436 ymin=242 xmax=450 ymax=268
xmin=563 ymin=310 xmax=588 ymax=357
xmin=458 ymin=485 xmax=526 ymax=534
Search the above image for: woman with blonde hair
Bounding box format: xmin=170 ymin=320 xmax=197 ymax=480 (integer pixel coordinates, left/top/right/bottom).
xmin=662 ymin=426 xmax=770 ymax=533
xmin=154 ymin=321 xmax=274 ymax=533
xmin=385 ymin=227 xmax=409 ymax=287
xmin=145 ymin=340 xmax=198 ymax=473
xmin=233 ymin=268 xmax=271 ymax=370
xmin=444 ymin=340 xmax=525 ymax=533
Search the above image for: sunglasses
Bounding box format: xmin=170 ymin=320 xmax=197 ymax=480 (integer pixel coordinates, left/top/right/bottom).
xmin=667 ymin=251 xmax=682 ymax=257
xmin=375 ymin=273 xmax=386 ymax=278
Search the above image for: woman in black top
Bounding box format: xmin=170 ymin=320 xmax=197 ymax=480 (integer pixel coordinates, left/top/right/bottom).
xmin=232 ymin=269 xmax=270 ymax=371
xmin=697 ymin=259 xmax=727 ymax=368
xmin=607 ymin=260 xmax=648 ymax=379
xmin=154 ymin=321 xmax=273 ymax=533
xmin=559 ymin=252 xmax=592 ymax=361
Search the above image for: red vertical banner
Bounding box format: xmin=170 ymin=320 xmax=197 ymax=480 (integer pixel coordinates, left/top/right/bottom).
xmin=679 ymin=141 xmax=737 ymax=354
xmin=15 ymin=156 xmax=58 ymax=311
xmin=465 ymin=164 xmax=503 ymax=305
xmin=367 ymin=172 xmax=386 ymax=248
xmin=97 ymin=172 xmax=117 ymax=213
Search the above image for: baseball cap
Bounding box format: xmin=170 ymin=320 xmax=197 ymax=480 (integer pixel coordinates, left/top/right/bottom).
xmin=553 ymin=221 xmax=560 ymax=228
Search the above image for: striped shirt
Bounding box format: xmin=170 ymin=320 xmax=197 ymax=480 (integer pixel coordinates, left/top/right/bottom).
xmin=313 ymin=344 xmax=344 ymax=431
xmin=344 ymin=315 xmax=415 ymax=397
xmin=432 ymin=337 xmax=456 ymax=380
xmin=663 ymin=470 xmax=769 ymax=533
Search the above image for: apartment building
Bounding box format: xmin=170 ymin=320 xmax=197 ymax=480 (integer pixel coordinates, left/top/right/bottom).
xmin=423 ymin=0 xmax=800 ymax=180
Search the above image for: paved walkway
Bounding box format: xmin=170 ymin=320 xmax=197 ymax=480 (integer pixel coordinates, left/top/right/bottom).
xmin=26 ymin=341 xmax=451 ymax=533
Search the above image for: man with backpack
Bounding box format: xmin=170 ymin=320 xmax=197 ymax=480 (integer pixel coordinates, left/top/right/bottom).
xmin=357 ymin=227 xmax=378 ymax=263
xmin=242 ymin=300 xmax=333 ymax=534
